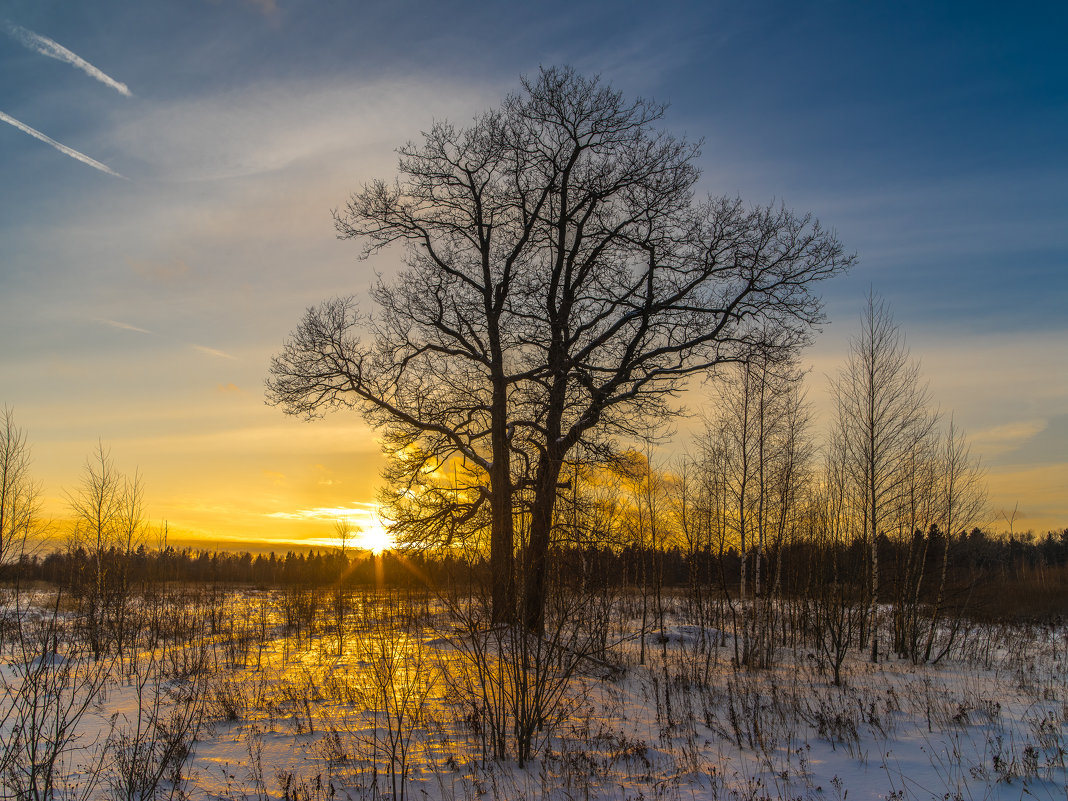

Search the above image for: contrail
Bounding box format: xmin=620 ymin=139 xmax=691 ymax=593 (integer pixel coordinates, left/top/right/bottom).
xmin=194 ymin=345 xmax=237 ymax=360
xmin=97 ymin=318 xmax=152 ymax=334
xmin=0 ymin=110 xmax=125 ymax=178
xmin=3 ymin=20 xmax=132 ymax=96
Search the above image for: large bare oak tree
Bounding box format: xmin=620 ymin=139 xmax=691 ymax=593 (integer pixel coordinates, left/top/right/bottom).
xmin=267 ymin=67 xmax=853 ymax=630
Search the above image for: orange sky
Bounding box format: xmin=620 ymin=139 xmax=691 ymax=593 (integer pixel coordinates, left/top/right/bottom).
xmin=15 ymin=324 xmax=1068 ymax=553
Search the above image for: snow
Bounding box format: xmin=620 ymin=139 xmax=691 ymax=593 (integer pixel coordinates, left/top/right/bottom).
xmin=2 ymin=589 xmax=1065 ymax=800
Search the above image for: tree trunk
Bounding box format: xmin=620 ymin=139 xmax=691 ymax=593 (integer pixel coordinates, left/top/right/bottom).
xmin=488 ymin=429 xmax=515 ymax=624
xmin=523 ymin=450 xmax=564 ymax=633
xmin=488 ymin=343 xmax=516 ymax=624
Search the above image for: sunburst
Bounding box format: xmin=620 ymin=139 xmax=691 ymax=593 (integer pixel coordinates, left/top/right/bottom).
xmin=357 ymin=518 xmax=394 ymax=554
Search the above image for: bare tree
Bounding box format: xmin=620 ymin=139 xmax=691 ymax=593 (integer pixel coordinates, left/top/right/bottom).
xmin=268 ymin=67 xmax=853 ymax=630
xmin=617 ymin=444 xmax=670 ymax=667
xmin=830 ymin=293 xmax=935 ymax=662
xmin=703 ymin=353 xmax=811 ymax=668
xmin=806 ymin=443 xmax=862 ymax=686
xmin=0 ymin=407 xmax=41 ymax=568
xmin=757 ymin=357 xmax=814 ymax=667
xmin=331 ymin=517 xmax=357 ymax=656
xmin=923 ymin=416 xmax=986 ymax=661
xmin=889 ymin=426 xmax=939 ymax=661
xmin=66 ymin=442 xmax=145 ymax=660
xmin=0 ymin=414 xmax=113 ymax=801
xmin=333 ymin=517 xmax=354 ymax=556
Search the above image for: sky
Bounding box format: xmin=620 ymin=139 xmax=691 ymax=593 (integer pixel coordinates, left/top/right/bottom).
xmin=1 ymin=0 xmax=1065 ymax=549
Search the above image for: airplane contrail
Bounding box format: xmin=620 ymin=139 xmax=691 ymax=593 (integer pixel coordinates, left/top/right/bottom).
xmin=97 ymin=318 xmax=153 ymax=334
xmin=3 ymin=20 xmax=132 ymax=96
xmin=0 ymin=110 xmax=125 ymax=178
xmin=194 ymin=345 xmax=238 ymax=361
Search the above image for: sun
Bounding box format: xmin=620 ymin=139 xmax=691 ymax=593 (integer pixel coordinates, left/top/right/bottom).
xmin=283 ymin=505 xmax=396 ymax=554
xmin=357 ymin=519 xmax=394 ymax=554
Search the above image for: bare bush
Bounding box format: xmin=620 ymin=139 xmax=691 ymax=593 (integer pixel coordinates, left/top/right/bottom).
xmin=104 ymin=649 xmax=208 ymax=801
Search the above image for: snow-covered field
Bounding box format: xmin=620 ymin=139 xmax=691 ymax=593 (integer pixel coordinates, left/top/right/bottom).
xmin=2 ymin=587 xmax=1065 ymax=800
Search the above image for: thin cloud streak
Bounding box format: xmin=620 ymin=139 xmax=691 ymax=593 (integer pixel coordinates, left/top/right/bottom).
xmin=193 ymin=344 xmax=237 ymax=360
xmin=97 ymin=318 xmax=152 ymax=334
xmin=3 ymin=20 xmax=132 ymax=96
xmin=266 ymin=502 xmax=379 ymax=522
xmin=0 ymin=110 xmax=124 ymax=178
xmin=971 ymin=419 xmax=1048 ymax=458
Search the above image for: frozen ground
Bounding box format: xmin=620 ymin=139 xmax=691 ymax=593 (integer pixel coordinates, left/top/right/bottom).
xmin=2 ymin=589 xmax=1066 ymax=801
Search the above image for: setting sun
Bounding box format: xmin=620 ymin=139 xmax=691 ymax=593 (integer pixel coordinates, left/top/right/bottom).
xmin=263 ymin=503 xmax=395 ymax=554
xmin=356 ymin=518 xmax=394 ymax=554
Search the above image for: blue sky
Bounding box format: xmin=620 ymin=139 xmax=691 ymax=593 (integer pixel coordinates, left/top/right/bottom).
xmin=1 ymin=0 xmax=1065 ymax=542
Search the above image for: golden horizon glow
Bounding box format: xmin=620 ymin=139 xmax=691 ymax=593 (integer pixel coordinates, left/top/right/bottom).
xmin=354 ymin=518 xmax=394 ymax=554
xmin=11 ymin=333 xmax=1068 ymax=553
xmin=265 ymin=502 xmax=396 ymax=553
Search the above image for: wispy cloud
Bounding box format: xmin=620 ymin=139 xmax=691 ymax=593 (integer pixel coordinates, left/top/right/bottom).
xmin=193 ymin=344 xmax=236 ymax=360
xmin=96 ymin=318 xmax=152 ymax=334
xmin=3 ymin=20 xmax=132 ymax=96
xmin=266 ymin=502 xmax=378 ymax=522
xmin=0 ymin=110 xmax=124 ymax=177
xmin=106 ymin=77 xmax=493 ymax=183
xmin=971 ymin=419 xmax=1048 ymax=458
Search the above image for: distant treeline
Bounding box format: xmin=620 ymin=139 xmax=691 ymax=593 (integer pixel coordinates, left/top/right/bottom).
xmin=4 ymin=526 xmax=1067 ymax=622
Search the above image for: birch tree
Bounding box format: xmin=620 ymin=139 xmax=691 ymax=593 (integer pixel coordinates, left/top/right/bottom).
xmin=831 ymin=293 xmax=934 ymax=662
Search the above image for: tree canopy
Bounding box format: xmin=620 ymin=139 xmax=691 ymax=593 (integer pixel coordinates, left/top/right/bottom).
xmin=267 ymin=67 xmax=853 ymax=629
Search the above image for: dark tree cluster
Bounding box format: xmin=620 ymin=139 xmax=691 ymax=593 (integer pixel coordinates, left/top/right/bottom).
xmin=4 ymin=527 xmax=1064 ymax=623
xmin=4 ymin=546 xmax=445 ymax=589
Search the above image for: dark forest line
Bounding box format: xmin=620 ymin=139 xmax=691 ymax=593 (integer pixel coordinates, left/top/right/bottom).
xmin=5 ymin=525 xmax=1067 ymax=623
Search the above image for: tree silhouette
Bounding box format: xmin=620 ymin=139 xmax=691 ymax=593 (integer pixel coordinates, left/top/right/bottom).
xmin=268 ymin=67 xmax=852 ymax=630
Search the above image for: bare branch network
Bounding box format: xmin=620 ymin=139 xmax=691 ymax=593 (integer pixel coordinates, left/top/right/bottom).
xmin=267 ymin=67 xmax=854 ymax=630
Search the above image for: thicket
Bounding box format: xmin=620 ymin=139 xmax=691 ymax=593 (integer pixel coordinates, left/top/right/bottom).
xmin=4 ymin=526 xmax=1065 ymax=623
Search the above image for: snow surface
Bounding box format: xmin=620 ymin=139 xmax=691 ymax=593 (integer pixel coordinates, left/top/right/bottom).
xmin=2 ymin=590 xmax=1065 ymax=800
